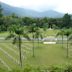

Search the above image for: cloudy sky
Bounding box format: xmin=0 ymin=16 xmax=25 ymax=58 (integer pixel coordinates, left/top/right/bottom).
xmin=0 ymin=0 xmax=72 ymax=13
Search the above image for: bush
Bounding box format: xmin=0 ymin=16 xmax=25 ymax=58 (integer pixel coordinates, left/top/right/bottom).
xmin=48 ymin=66 xmax=63 ymax=72
xmin=1 ymin=64 xmax=72 ymax=72
xmin=23 ymin=65 xmax=32 ymax=72
xmin=64 ymin=65 xmax=72 ymax=72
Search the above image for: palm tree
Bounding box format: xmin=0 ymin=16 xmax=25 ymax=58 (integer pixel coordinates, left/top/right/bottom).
xmin=56 ymin=29 xmax=65 ymax=48
xmin=6 ymin=24 xmax=30 ymax=67
xmin=32 ymin=32 xmax=35 ymax=57
xmin=29 ymin=23 xmax=43 ymax=57
xmin=29 ymin=23 xmax=41 ymax=57
xmin=34 ymin=27 xmax=43 ymax=48
xmin=64 ymin=29 xmax=72 ymax=58
xmin=29 ymin=23 xmax=36 ymax=57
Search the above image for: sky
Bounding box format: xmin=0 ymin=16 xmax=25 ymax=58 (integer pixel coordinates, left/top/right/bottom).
xmin=0 ymin=0 xmax=72 ymax=14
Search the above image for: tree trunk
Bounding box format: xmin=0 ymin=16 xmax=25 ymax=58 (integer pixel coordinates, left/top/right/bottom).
xmin=32 ymin=34 xmax=35 ymax=57
xmin=62 ymin=35 xmax=63 ymax=48
xmin=38 ymin=38 xmax=39 ymax=48
xmin=67 ymin=36 xmax=69 ymax=58
xmin=19 ymin=35 xmax=22 ymax=67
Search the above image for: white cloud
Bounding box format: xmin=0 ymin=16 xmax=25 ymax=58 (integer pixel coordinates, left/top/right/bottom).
xmin=0 ymin=0 xmax=72 ymax=13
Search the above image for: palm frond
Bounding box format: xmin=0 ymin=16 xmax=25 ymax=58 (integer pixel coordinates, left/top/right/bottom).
xmin=68 ymin=34 xmax=72 ymax=40
xmin=23 ymin=33 xmax=30 ymax=40
xmin=40 ymin=34 xmax=43 ymax=39
xmin=5 ymin=33 xmax=15 ymax=40
xmin=34 ymin=32 xmax=39 ymax=38
xmin=12 ymin=36 xmax=18 ymax=44
xmin=56 ymin=32 xmax=60 ymax=37
xmin=56 ymin=30 xmax=65 ymax=37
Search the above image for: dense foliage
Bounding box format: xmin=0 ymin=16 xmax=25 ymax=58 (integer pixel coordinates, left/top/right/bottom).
xmin=0 ymin=64 xmax=72 ymax=72
xmin=0 ymin=4 xmax=72 ymax=32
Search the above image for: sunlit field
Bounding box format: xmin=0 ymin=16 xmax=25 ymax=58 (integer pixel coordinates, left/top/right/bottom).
xmin=0 ymin=30 xmax=72 ymax=70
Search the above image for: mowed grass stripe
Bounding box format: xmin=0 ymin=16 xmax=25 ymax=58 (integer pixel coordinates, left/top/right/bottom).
xmin=10 ymin=44 xmax=31 ymax=55
xmin=7 ymin=42 xmax=32 ymax=54
xmin=0 ymin=60 xmax=8 ymax=70
xmin=0 ymin=47 xmax=20 ymax=65
xmin=0 ymin=58 xmax=11 ymax=70
xmin=3 ymin=44 xmax=19 ymax=55
xmin=6 ymin=43 xmax=27 ymax=59
xmin=0 ymin=43 xmax=27 ymax=60
xmin=7 ymin=43 xmax=18 ymax=51
xmin=0 ymin=50 xmax=19 ymax=69
xmin=22 ymin=45 xmax=32 ymax=51
xmin=0 ymin=43 xmax=19 ymax=59
xmin=8 ymin=43 xmax=26 ymax=53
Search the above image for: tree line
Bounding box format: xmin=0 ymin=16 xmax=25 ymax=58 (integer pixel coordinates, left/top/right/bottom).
xmin=0 ymin=4 xmax=72 ymax=32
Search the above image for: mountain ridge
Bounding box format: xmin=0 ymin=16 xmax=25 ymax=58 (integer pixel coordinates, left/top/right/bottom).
xmin=0 ymin=2 xmax=64 ymax=18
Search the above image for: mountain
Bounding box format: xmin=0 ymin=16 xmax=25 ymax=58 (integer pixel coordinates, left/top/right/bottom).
xmin=41 ymin=10 xmax=64 ymax=18
xmin=0 ymin=2 xmax=64 ymax=18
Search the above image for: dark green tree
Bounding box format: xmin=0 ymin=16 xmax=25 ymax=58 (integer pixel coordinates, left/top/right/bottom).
xmin=29 ymin=23 xmax=37 ymax=57
xmin=64 ymin=29 xmax=72 ymax=58
xmin=62 ymin=13 xmax=71 ymax=28
xmin=56 ymin=29 xmax=65 ymax=48
xmin=48 ymin=18 xmax=57 ymax=29
xmin=34 ymin=27 xmax=43 ymax=49
xmin=0 ymin=4 xmax=3 ymax=17
xmin=0 ymin=4 xmax=4 ymax=31
xmin=6 ymin=24 xmax=30 ymax=67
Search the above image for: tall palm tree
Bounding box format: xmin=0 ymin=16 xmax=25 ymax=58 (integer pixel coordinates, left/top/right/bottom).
xmin=29 ymin=23 xmax=41 ymax=57
xmin=6 ymin=24 xmax=30 ymax=67
xmin=56 ymin=29 xmax=65 ymax=48
xmin=29 ymin=23 xmax=43 ymax=57
xmin=64 ymin=29 xmax=72 ymax=58
xmin=29 ymin=23 xmax=36 ymax=57
xmin=34 ymin=27 xmax=43 ymax=48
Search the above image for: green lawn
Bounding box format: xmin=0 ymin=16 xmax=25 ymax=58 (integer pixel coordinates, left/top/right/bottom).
xmin=0 ymin=29 xmax=59 ymax=39
xmin=0 ymin=40 xmax=72 ymax=70
xmin=24 ymin=42 xmax=72 ymax=67
xmin=28 ymin=29 xmax=59 ymax=37
xmin=41 ymin=29 xmax=59 ymax=37
xmin=0 ymin=30 xmax=72 ymax=70
xmin=0 ymin=32 xmax=9 ymax=37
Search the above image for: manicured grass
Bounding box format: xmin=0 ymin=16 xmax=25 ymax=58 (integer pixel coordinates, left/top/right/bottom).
xmin=43 ymin=29 xmax=59 ymax=37
xmin=0 ymin=29 xmax=66 ymax=37
xmin=0 ymin=40 xmax=33 ymax=70
xmin=24 ymin=42 xmax=72 ymax=67
xmin=28 ymin=29 xmax=59 ymax=37
xmin=0 ymin=41 xmax=72 ymax=70
xmin=0 ymin=30 xmax=72 ymax=70
xmin=0 ymin=32 xmax=9 ymax=37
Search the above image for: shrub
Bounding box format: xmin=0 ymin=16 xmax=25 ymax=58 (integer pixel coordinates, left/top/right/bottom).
xmin=48 ymin=65 xmax=63 ymax=72
xmin=64 ymin=65 xmax=72 ymax=72
xmin=1 ymin=64 xmax=72 ymax=72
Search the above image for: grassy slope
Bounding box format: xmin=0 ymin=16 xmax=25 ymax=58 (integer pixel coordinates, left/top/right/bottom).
xmin=28 ymin=29 xmax=59 ymax=37
xmin=0 ymin=41 xmax=72 ymax=69
xmin=0 ymin=32 xmax=9 ymax=37
xmin=43 ymin=29 xmax=59 ymax=37
xmin=24 ymin=42 xmax=72 ymax=67
xmin=0 ymin=29 xmax=72 ymax=69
